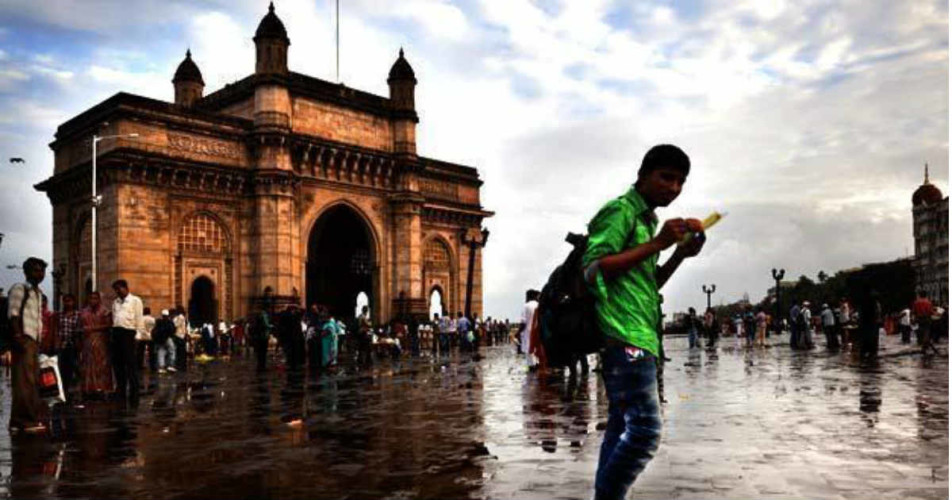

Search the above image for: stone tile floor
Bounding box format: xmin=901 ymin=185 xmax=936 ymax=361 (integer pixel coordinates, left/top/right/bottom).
xmin=0 ymin=333 xmax=945 ymax=499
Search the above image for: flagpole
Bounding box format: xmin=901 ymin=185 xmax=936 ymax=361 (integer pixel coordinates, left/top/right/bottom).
xmin=336 ymin=0 xmax=340 ymax=82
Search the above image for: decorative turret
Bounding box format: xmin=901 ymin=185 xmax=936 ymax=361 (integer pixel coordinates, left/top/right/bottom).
xmin=172 ymin=49 xmax=204 ymax=107
xmin=388 ymin=48 xmax=418 ymax=156
xmin=913 ymin=163 xmax=944 ymax=206
xmin=388 ymin=48 xmax=416 ymax=111
xmin=254 ymin=2 xmax=290 ymax=76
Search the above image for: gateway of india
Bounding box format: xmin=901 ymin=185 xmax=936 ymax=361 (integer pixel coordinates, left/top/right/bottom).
xmin=36 ymin=3 xmax=492 ymax=326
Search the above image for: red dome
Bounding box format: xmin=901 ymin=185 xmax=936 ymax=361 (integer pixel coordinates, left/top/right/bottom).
xmin=913 ymin=183 xmax=943 ymax=206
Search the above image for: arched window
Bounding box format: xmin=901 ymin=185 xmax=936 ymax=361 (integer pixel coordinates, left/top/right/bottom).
xmin=429 ymin=288 xmax=443 ymax=319
xmin=179 ymin=213 xmax=229 ymax=255
xmin=425 ymin=239 xmax=451 ymax=270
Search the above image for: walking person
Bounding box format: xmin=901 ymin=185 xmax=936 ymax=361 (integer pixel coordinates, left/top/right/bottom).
xmin=357 ymin=305 xmax=373 ymax=366
xmin=898 ymin=307 xmax=912 ymax=344
xmin=251 ymin=308 xmax=272 ymax=371
xmin=6 ymin=257 xmax=50 ymax=433
xmin=54 ymin=293 xmax=83 ymax=401
xmin=111 ymin=279 xmax=143 ymax=403
xmin=152 ymin=310 xmax=176 ymax=374
xmin=79 ymin=291 xmax=114 ymax=398
xmin=837 ymin=298 xmax=852 ymax=348
xmin=581 ymin=145 xmax=706 ymax=500
xmin=913 ymin=292 xmax=938 ymax=356
xmin=520 ymin=290 xmax=539 ymax=369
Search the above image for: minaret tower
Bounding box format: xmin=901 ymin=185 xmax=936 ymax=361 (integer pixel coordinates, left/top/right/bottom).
xmin=250 ymin=2 xmax=299 ymax=308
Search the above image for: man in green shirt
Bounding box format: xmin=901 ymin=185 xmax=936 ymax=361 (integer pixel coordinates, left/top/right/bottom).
xmin=583 ymin=144 xmax=706 ymax=500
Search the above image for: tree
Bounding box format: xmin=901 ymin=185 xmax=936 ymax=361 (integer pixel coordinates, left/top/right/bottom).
xmin=817 ymin=270 xmax=828 ymax=284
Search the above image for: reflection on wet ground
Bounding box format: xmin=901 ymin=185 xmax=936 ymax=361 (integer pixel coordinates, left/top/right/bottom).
xmin=0 ymin=334 xmax=945 ymax=499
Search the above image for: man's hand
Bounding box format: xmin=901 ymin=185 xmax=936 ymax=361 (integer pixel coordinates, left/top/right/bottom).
xmin=654 ymin=218 xmax=689 ymax=250
xmin=676 ymin=231 xmax=707 ymax=258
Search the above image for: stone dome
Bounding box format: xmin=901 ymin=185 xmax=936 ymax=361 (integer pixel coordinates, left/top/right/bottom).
xmin=388 ymin=48 xmax=416 ymax=83
xmin=254 ymin=2 xmax=289 ymax=43
xmin=913 ymin=183 xmax=943 ymax=206
xmin=172 ymin=49 xmax=204 ymax=85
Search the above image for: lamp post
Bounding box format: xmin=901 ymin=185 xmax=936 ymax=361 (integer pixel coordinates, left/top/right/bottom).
xmin=461 ymin=227 xmax=489 ymax=320
xmin=702 ymin=284 xmax=716 ymax=310
xmin=772 ymin=268 xmax=785 ymax=336
xmin=91 ymin=132 xmax=138 ymax=292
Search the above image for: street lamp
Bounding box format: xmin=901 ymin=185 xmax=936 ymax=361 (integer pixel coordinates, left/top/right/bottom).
xmin=461 ymin=227 xmax=489 ymax=319
xmin=772 ymin=268 xmax=785 ymax=336
xmin=702 ymin=284 xmax=716 ymax=310
xmin=91 ymin=132 xmax=139 ymax=292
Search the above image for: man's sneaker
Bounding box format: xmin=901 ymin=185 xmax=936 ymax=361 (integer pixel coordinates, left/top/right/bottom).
xmin=167 ymin=366 xmax=177 ymax=373
xmin=158 ymin=368 xmax=167 ymax=374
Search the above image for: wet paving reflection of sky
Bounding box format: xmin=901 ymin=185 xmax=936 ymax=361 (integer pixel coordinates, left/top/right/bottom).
xmin=0 ymin=334 xmax=946 ymax=499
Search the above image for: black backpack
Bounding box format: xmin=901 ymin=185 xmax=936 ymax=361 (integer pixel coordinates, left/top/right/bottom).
xmin=537 ymin=233 xmax=604 ymax=368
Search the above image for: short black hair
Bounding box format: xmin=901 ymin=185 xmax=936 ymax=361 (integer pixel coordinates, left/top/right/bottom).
xmin=22 ymin=257 xmax=47 ymax=271
xmin=112 ymin=279 xmax=128 ymax=289
xmin=637 ymin=144 xmax=690 ymax=179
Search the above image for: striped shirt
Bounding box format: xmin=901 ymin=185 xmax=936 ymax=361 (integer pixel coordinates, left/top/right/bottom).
xmin=7 ymin=283 xmax=44 ymax=341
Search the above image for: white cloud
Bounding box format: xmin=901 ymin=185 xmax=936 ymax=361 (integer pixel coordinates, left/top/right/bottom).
xmin=0 ymin=0 xmax=946 ymax=319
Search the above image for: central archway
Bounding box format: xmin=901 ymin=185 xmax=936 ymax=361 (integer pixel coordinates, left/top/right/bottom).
xmin=189 ymin=276 xmax=217 ymax=327
xmin=307 ymin=204 xmax=377 ymax=322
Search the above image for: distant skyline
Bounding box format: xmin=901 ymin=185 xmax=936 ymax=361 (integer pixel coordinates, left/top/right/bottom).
xmin=0 ymin=0 xmax=947 ymax=319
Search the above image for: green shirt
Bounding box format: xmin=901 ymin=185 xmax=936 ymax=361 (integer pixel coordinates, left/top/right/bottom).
xmin=582 ymin=187 xmax=660 ymax=357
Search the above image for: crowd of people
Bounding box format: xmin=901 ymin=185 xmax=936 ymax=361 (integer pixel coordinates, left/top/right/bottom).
xmin=677 ymin=293 xmax=948 ymax=357
xmin=0 ymin=256 xmax=523 ymax=434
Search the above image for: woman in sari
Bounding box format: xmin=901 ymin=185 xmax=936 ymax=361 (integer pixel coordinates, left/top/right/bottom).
xmin=79 ymin=291 xmax=114 ymax=397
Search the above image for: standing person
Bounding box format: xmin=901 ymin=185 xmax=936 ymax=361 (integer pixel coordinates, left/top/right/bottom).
xmin=912 ymin=292 xmax=938 ymax=355
xmin=789 ymin=302 xmax=801 ymax=349
xmin=732 ymin=314 xmax=744 ymax=349
xmin=898 ymin=308 xmax=912 ymax=344
xmin=172 ymin=306 xmax=188 ymax=371
xmin=6 ymin=257 xmax=49 ymax=433
xmin=55 ymin=293 xmax=83 ymax=400
xmin=837 ymin=298 xmax=851 ymax=348
xmin=755 ymin=307 xmax=768 ymax=348
xmin=357 ymin=305 xmax=373 ymax=366
xmin=251 ymin=308 xmax=272 ymax=371
xmin=703 ymin=308 xmax=717 ymax=348
xmin=581 ymin=144 xmax=706 ymax=500
xmin=859 ymin=291 xmax=883 ymax=357
xmin=744 ymin=306 xmax=756 ymax=348
xmin=152 ymin=310 xmax=176 ymax=374
xmin=137 ymin=307 xmax=155 ymax=372
xmin=820 ymin=303 xmax=838 ymax=349
xmin=520 ymin=290 xmax=539 ymax=369
xmin=800 ymin=302 xmax=813 ymax=349
xmin=80 ymin=291 xmax=114 ymax=398
xmin=457 ymin=312 xmax=471 ymax=352
xmin=685 ymin=307 xmax=700 ymax=349
xmin=111 ymin=279 xmax=143 ymax=403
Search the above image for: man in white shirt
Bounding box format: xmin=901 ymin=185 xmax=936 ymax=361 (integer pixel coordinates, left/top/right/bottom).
xmin=6 ymin=257 xmax=48 ymax=433
xmin=820 ymin=304 xmax=838 ymax=350
xmin=112 ymin=279 xmax=143 ymax=402
xmin=899 ymin=308 xmax=912 ymax=344
xmin=138 ymin=307 xmax=156 ymax=372
xmin=521 ymin=290 xmax=539 ymax=368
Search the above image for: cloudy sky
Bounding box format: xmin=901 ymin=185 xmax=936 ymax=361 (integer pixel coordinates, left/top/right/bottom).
xmin=0 ymin=0 xmax=947 ymax=318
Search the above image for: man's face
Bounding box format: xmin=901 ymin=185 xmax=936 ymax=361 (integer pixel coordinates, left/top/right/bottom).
xmin=114 ymin=285 xmax=128 ymax=299
xmin=63 ymin=296 xmax=76 ymax=311
xmin=26 ymin=264 xmax=45 ymax=285
xmin=638 ymin=167 xmax=686 ymax=207
xmin=88 ymin=294 xmax=101 ymax=308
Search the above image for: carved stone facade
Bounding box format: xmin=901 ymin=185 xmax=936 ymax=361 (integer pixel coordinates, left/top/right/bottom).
xmin=912 ymin=165 xmax=949 ymax=307
xmin=36 ymin=5 xmax=491 ymax=325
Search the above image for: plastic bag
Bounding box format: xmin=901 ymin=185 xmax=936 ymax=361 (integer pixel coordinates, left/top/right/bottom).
xmin=37 ymin=354 xmax=65 ymax=405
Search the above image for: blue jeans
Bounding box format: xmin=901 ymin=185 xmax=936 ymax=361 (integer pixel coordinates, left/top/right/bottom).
xmin=688 ymin=328 xmax=698 ymax=348
xmin=595 ymin=345 xmax=662 ymax=500
xmin=156 ymin=338 xmax=176 ymax=369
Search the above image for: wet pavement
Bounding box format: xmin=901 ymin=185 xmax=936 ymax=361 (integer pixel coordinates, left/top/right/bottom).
xmin=0 ymin=334 xmax=945 ymax=499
